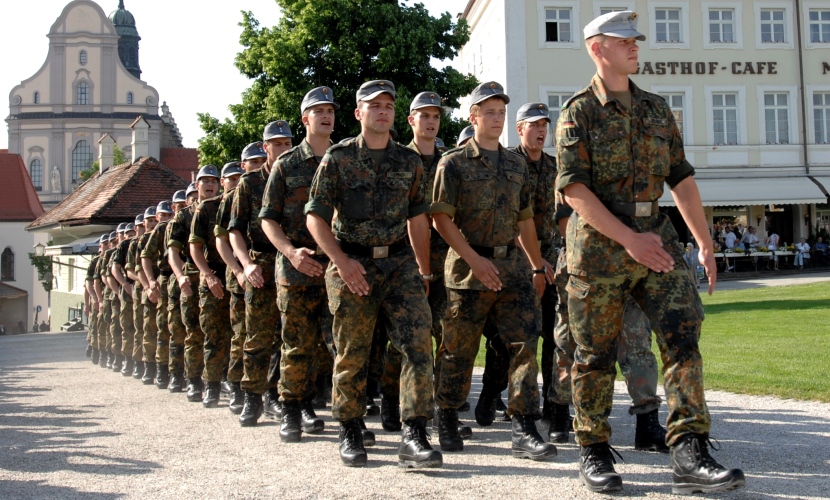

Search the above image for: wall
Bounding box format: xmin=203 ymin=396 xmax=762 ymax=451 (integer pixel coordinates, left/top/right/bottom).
xmin=0 ymin=222 xmax=49 ymax=328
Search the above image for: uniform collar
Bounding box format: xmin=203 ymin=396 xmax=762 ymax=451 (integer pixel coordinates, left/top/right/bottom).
xmin=590 ymin=73 xmax=646 ymax=108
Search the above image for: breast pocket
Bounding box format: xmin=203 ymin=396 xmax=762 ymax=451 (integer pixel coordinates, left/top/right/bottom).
xmin=381 ymin=174 xmax=410 ymax=221
xmin=340 ymin=178 xmax=373 ymax=220
xmin=285 ymin=176 xmax=312 ymax=217
xmin=502 ymin=170 xmax=524 ymax=212
xmin=460 ymin=170 xmax=496 ymax=210
xmin=641 ymin=126 xmax=671 ymax=177
xmin=589 ymin=128 xmax=630 ymax=184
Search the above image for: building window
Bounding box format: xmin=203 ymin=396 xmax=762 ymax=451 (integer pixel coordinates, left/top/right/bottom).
xmin=72 ymin=140 xmax=92 ymax=182
xmin=30 ymin=159 xmax=43 ymax=191
xmin=809 ymin=10 xmax=830 ymax=43
xmin=547 ymin=93 xmax=574 ymax=126
xmin=814 ymin=92 xmax=830 ymax=144
xmin=763 ymin=93 xmax=790 ymax=144
xmin=655 ymin=9 xmax=682 ymax=42
xmin=1 ymin=247 xmax=14 ymax=281
xmin=600 ymin=7 xmax=626 ymax=16
xmin=709 ymin=9 xmax=735 ymax=43
xmin=34 ymin=91 xmax=40 ymax=104
xmin=712 ymin=93 xmax=739 ymax=145
xmin=79 ymin=50 xmax=87 ymax=65
xmin=545 ymin=8 xmax=572 ymax=42
xmin=77 ymin=82 xmax=89 ymax=105
xmin=659 ymin=93 xmax=685 ymax=140
xmin=760 ymin=9 xmax=786 ymax=43
xmin=127 ymin=92 xmax=133 ymax=104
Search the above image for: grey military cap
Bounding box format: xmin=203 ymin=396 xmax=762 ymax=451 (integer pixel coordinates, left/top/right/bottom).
xmin=301 ymin=86 xmax=340 ymax=114
xmin=457 ymin=125 xmax=474 ymax=146
xmin=100 ymin=233 xmax=110 ymax=243
xmin=172 ymin=190 xmax=187 ymax=204
xmin=241 ymin=142 xmax=267 ymax=161
xmin=143 ymin=206 xmax=157 ymax=219
xmin=134 ymin=213 xmax=145 ymax=226
xmin=156 ymin=200 xmax=174 ymax=214
xmin=196 ymin=164 xmax=220 ymax=181
xmin=116 ymin=222 xmax=128 ymax=233
xmin=221 ymin=162 xmax=244 ymax=178
xmin=109 ymin=231 xmax=117 ymax=240
xmin=185 ymin=182 xmax=197 ymax=198
xmin=263 ymin=120 xmax=293 ymax=141
xmin=125 ymin=223 xmax=135 ymax=233
xmin=584 ymin=10 xmax=646 ymax=40
xmin=470 ymin=81 xmax=510 ymax=107
xmin=516 ymin=102 xmax=551 ymax=123
xmin=356 ymin=80 xmax=396 ymax=104
xmin=410 ymin=91 xmax=443 ymax=112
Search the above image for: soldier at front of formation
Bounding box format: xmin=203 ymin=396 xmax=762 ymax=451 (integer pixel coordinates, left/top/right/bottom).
xmin=94 ymin=234 xmax=111 ymax=368
xmin=104 ymin=226 xmax=125 ymax=372
xmin=305 ymin=80 xmax=441 ymax=469
xmin=189 ymin=164 xmax=231 ymax=408
xmin=126 ymin=215 xmax=147 ymax=379
xmin=112 ymin=222 xmax=138 ymax=377
xmin=85 ymin=238 xmax=103 ymax=364
xmin=229 ymin=121 xmax=294 ymax=427
xmin=136 ymin=206 xmax=160 ymax=385
xmin=260 ymin=86 xmax=338 ymax=442
xmin=556 ymin=11 xmax=744 ymax=494
xmin=430 ymin=81 xmax=555 ymax=461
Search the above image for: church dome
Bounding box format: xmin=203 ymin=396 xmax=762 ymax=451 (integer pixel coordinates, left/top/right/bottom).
xmin=109 ymin=1 xmax=138 ymax=37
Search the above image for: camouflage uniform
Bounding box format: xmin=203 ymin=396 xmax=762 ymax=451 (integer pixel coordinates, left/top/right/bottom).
xmin=260 ymin=140 xmax=332 ymax=403
xmin=114 ymin=237 xmax=136 ymax=362
xmin=94 ymin=255 xmax=110 ymax=362
xmin=229 ymin=166 xmax=281 ymax=395
xmin=126 ymin=236 xmax=144 ymax=363
xmin=163 ymin=220 xmax=187 ymax=374
xmin=141 ymin=221 xmax=171 ymax=367
xmin=135 ymin=231 xmax=157 ymax=364
xmin=191 ymin=195 xmax=232 ymax=383
xmin=103 ymin=247 xmax=122 ymax=360
xmin=431 ymin=139 xmax=541 ymax=417
xmin=85 ymin=256 xmax=100 ymax=352
xmin=168 ymin=205 xmax=204 ymax=380
xmin=304 ymin=135 xmax=434 ymax=423
xmin=555 ymin=74 xmax=707 ymax=446
xmin=215 ymin=188 xmax=246 ymax=384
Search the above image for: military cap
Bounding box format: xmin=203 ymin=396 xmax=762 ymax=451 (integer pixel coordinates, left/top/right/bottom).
xmin=410 ymin=91 xmax=443 ymax=112
xmin=185 ymin=182 xmax=197 ymax=198
xmin=457 ymin=125 xmax=474 ymax=146
xmin=125 ymin=223 xmax=135 ymax=233
xmin=263 ymin=120 xmax=293 ymax=141
xmin=241 ymin=142 xmax=267 ymax=161
xmin=116 ymin=222 xmax=128 ymax=233
xmin=134 ymin=213 xmax=145 ymax=226
xmin=584 ymin=10 xmax=645 ymax=40
xmin=435 ymin=137 xmax=445 ymax=148
xmin=143 ymin=206 xmax=157 ymax=219
xmin=172 ymin=190 xmax=187 ymax=203
xmin=516 ymin=102 xmax=551 ymax=123
xmin=470 ymin=81 xmax=510 ymax=107
xmin=356 ymin=80 xmax=396 ymax=104
xmin=100 ymin=233 xmax=110 ymax=243
xmin=301 ymin=86 xmax=340 ymax=114
xmin=196 ymin=164 xmax=220 ymax=181
xmin=156 ymin=200 xmax=174 ymax=214
xmin=109 ymin=231 xmax=117 ymax=240
xmin=221 ymin=162 xmax=244 ymax=178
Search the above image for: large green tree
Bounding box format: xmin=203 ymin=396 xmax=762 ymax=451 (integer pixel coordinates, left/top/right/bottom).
xmin=198 ymin=0 xmax=477 ymax=166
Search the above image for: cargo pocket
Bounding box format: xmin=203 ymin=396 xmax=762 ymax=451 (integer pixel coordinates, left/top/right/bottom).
xmin=565 ymin=275 xmax=591 ymax=299
xmin=277 ymin=293 xmax=289 ymax=314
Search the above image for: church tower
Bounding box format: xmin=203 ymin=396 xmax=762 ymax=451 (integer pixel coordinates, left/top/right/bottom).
xmin=109 ymin=1 xmax=141 ymax=79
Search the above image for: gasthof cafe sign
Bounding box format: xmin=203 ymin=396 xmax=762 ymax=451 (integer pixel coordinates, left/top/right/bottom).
xmin=635 ymin=61 xmax=779 ymax=75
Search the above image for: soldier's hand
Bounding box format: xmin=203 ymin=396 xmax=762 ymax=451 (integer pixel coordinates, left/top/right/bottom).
xmin=543 ymin=259 xmax=555 ymax=285
xmin=624 ymin=232 xmax=675 ymax=274
xmin=698 ymin=246 xmax=717 ymax=295
xmin=244 ymin=263 xmax=264 ymax=288
xmin=337 ymin=258 xmax=369 ymax=296
xmin=234 ymin=269 xmax=246 ymax=288
xmin=178 ymin=275 xmax=193 ymax=298
xmin=469 ymin=255 xmax=502 ymax=291
xmin=148 ymin=288 xmax=159 ymax=304
xmin=206 ymin=272 xmax=224 ymax=299
xmin=532 ymin=273 xmax=546 ymax=297
xmin=290 ymin=247 xmax=324 ymax=277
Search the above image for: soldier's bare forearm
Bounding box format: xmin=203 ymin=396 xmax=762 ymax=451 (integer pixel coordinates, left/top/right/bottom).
xmin=307 ymin=213 xmax=349 ymax=268
xmin=407 ymin=213 xmax=430 ymax=275
xmin=562 ymin=183 xmax=637 ymax=247
xmin=517 ymin=218 xmax=544 ymax=270
xmin=229 ymin=230 xmax=253 ymax=268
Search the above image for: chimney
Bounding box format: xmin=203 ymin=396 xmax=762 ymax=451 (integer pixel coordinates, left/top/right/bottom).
xmin=97 ymin=133 xmax=115 ymax=173
xmin=130 ymin=116 xmax=150 ymax=163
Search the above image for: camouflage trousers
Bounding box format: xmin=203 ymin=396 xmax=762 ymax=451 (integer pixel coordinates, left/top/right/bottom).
xmin=99 ymin=300 xmax=112 ymax=355
xmin=199 ymin=275 xmax=232 ymax=383
xmin=182 ymin=271 xmax=204 ymax=380
xmin=327 ymin=255 xmax=434 ymax=423
xmin=119 ymin=295 xmax=135 ymax=360
xmin=131 ymin=286 xmax=144 ymax=361
xmin=87 ymin=306 xmax=98 ymax=350
xmin=167 ymin=276 xmax=186 ymax=374
xmin=109 ymin=297 xmax=123 ymax=358
xmin=227 ymin=289 xmax=246 ymax=383
xmin=278 ymin=285 xmax=333 ymax=402
xmin=436 ymin=282 xmax=542 ymax=417
xmin=241 ymin=251 xmax=281 ymax=395
xmin=567 ymin=263 xmax=708 ymax=447
xmin=142 ymin=286 xmax=159 ymax=364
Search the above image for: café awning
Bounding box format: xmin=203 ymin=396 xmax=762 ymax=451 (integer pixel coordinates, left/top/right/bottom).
xmin=658 ymin=176 xmax=828 ymax=207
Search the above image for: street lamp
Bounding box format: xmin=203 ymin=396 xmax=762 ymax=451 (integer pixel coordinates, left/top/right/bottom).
xmin=33 ymin=242 xmax=45 ymax=257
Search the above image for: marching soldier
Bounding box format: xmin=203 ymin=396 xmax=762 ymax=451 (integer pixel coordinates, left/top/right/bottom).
xmin=126 ymin=215 xmax=147 ymax=379
xmin=85 ymin=237 xmax=104 ymax=364
xmin=105 ymin=226 xmax=125 ymax=372
xmin=112 ymin=222 xmax=138 ymax=376
xmin=135 ymin=206 xmax=159 ymax=384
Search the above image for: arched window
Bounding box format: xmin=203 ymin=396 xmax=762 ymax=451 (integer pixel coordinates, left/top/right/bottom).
xmin=79 ymin=50 xmax=87 ymax=65
xmin=1 ymin=247 xmax=14 ymax=281
xmin=30 ymin=159 xmax=43 ymax=191
xmin=72 ymin=140 xmax=92 ymax=182
xmin=127 ymin=92 xmax=133 ymax=104
xmin=77 ymin=82 xmax=89 ymax=105
xmin=34 ymin=91 xmax=40 ymax=104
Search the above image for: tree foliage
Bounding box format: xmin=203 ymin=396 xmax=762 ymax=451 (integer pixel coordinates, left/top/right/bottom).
xmin=27 ymin=253 xmax=53 ymax=293
xmin=198 ymin=0 xmax=478 ymax=166
xmin=79 ymin=144 xmax=128 ymax=182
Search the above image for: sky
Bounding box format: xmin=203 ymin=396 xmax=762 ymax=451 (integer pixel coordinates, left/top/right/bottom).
xmin=0 ymin=0 xmax=470 ymax=150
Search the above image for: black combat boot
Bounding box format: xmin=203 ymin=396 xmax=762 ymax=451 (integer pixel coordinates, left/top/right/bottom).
xmin=436 ymin=407 xmax=463 ymax=452
xmin=228 ymin=382 xmax=244 ymax=415
xmin=264 ymin=388 xmax=284 ymax=422
xmin=579 ymin=442 xmax=623 ymax=493
xmin=432 ymin=411 xmax=473 ymax=440
xmin=670 ymin=434 xmax=745 ymax=495
xmin=239 ymin=392 xmax=264 ymax=427
xmin=496 ymin=395 xmax=510 ymax=421
xmin=154 ymin=364 xmax=169 ymax=389
xmin=86 ymin=345 xmax=92 ymax=357
xmin=459 ymin=400 xmax=470 ymax=412
xmin=474 ymin=390 xmax=497 ymax=427
xmin=548 ymin=403 xmax=571 ymax=444
xmin=301 ymin=399 xmax=325 ymax=434
xmin=168 ymin=372 xmax=185 ymax=393
xmin=512 ymin=414 xmax=557 ymax=461
xmin=358 ymin=418 xmax=375 ymax=447
xmin=132 ymin=360 xmax=144 ymax=379
xmin=202 ymin=382 xmax=221 ymax=408
xmin=541 ymin=399 xmax=553 ymax=426
xmin=381 ymin=396 xmax=402 ymax=432
xmin=91 ymin=349 xmax=99 ymax=365
xmin=635 ymin=409 xmax=669 ymax=452
xmin=365 ymin=396 xmax=380 ymax=416
xmin=339 ymin=419 xmax=368 ymax=467
xmin=220 ymin=376 xmax=232 ymax=396
xmin=399 ymin=417 xmax=443 ymax=469
xmin=311 ymin=373 xmax=328 ymax=409
xmin=111 ymin=355 xmax=124 ymax=373
xmin=142 ymin=362 xmax=157 ymax=385
xmin=279 ymin=400 xmax=303 ymax=443
xmin=186 ymin=378 xmax=204 ymax=402
xmin=104 ymin=350 xmax=113 ymax=368
xmin=121 ymin=358 xmax=134 ymax=377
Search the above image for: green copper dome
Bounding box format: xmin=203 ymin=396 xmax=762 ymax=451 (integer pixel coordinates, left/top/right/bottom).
xmin=109 ymin=1 xmax=137 ymax=36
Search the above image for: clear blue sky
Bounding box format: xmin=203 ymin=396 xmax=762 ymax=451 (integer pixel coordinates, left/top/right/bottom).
xmin=1 ymin=0 xmax=469 ymax=149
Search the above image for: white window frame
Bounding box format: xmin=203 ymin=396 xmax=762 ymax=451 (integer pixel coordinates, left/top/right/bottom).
xmin=804 ymin=1 xmax=830 ymax=49
xmin=592 ymin=1 xmax=634 ymax=19
xmin=757 ymin=85 xmax=798 ymax=145
xmin=537 ymin=1 xmax=581 ymax=50
xmin=648 ymin=2 xmax=690 ymax=50
xmin=701 ymin=1 xmax=743 ymax=50
xmin=806 ymin=85 xmax=830 ymax=145
xmin=754 ymin=1 xmax=794 ymax=50
xmin=540 ymin=85 xmax=580 ymax=149
xmin=650 ymin=85 xmax=694 ymax=146
xmin=704 ymin=85 xmax=747 ymax=146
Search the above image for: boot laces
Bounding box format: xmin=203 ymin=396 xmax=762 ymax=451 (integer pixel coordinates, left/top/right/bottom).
xmin=688 ymin=436 xmax=724 ymax=472
xmin=407 ymin=421 xmax=432 ymax=447
xmin=584 ymin=443 xmax=624 ymax=474
xmin=342 ymin=420 xmax=363 ymax=448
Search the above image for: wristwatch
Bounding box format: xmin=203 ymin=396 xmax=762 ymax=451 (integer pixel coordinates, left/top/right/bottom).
xmin=420 ymin=273 xmax=434 ymax=281
xmin=533 ymin=267 xmax=546 ymax=275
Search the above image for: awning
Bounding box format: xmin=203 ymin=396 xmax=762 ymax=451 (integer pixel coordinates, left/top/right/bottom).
xmin=659 ymin=176 xmax=829 ymax=207
xmin=44 ymin=235 xmax=102 ymax=256
xmin=809 ymin=177 xmax=830 ymax=201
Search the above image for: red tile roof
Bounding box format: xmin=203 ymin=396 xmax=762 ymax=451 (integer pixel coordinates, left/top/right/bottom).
xmin=26 ymin=156 xmax=187 ymax=231
xmin=0 ymin=152 xmax=45 ymax=222
xmin=160 ymin=147 xmax=199 ymax=183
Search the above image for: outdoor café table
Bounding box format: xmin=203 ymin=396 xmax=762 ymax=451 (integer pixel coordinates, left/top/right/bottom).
xmin=713 ymin=252 xmax=750 ymax=272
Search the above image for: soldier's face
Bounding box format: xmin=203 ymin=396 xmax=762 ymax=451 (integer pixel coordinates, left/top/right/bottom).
xmin=303 ymin=104 xmax=336 ymax=136
xmin=471 ymin=98 xmax=506 ymax=142
xmin=197 ymin=177 xmax=219 ymax=200
xmin=157 ymin=212 xmax=174 ymax=222
xmin=145 ymin=218 xmax=158 ymax=231
xmin=264 ymin=138 xmax=293 ymax=164
xmin=594 ymin=36 xmax=639 ymax=75
xmin=186 ymin=193 xmax=198 ymax=207
xmin=242 ymin=157 xmax=266 ymax=173
xmin=517 ymin=119 xmax=549 ymax=152
xmin=172 ymin=202 xmax=186 ymax=213
xmin=356 ymin=94 xmax=395 ymax=136
xmin=222 ymin=174 xmax=241 ymax=191
xmin=408 ymin=107 xmax=441 ymax=141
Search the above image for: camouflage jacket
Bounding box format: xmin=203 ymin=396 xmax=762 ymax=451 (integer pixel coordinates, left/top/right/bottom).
xmin=86 ymin=255 xmax=99 ymax=282
xmin=141 ymin=220 xmax=171 ymax=275
xmin=168 ymin=205 xmax=198 ymax=274
xmin=511 ymin=143 xmax=558 ymax=262
xmin=408 ymin=140 xmax=449 ymax=278
xmin=229 ymin=167 xmax=273 ymax=252
xmin=133 ymin=232 xmax=154 ymax=276
xmin=215 ymin=188 xmax=244 ymax=295
xmin=101 ymin=248 xmax=117 ymax=300
xmin=190 ymin=195 xmax=225 ymax=271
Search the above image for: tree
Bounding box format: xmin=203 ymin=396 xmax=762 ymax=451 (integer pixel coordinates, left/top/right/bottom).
xmin=79 ymin=144 xmax=128 ymax=182
xmin=198 ymin=0 xmax=478 ymax=166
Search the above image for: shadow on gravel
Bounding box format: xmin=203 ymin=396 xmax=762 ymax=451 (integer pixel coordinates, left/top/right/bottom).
xmin=0 ymin=480 xmax=123 ymax=499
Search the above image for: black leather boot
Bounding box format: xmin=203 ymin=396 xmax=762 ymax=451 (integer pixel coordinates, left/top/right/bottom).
xmin=301 ymin=399 xmax=324 ymax=434
xmin=186 ymin=378 xmax=204 ymax=402
xmin=358 ymin=418 xmax=375 ymax=447
xmin=239 ymin=392 xmax=263 ymax=427
xmin=202 ymin=381 xmax=221 ymax=408
xmin=279 ymin=400 xmax=303 ymax=443
xmin=474 ymin=390 xmax=497 ymax=427
xmin=264 ymin=388 xmax=284 ymax=422
xmin=86 ymin=345 xmax=92 ymax=357
xmin=381 ymin=396 xmax=402 ymax=432
xmin=548 ymin=403 xmax=571 ymax=444
xmin=398 ymin=417 xmax=443 ymax=469
xmin=671 ymin=434 xmax=745 ymax=495
xmin=111 ymin=355 xmax=123 ymax=372
xmin=168 ymin=371 xmax=185 ymax=393
xmin=121 ymin=358 xmax=133 ymax=377
xmin=579 ymin=442 xmax=623 ymax=493
xmin=436 ymin=407 xmax=463 ymax=452
xmin=104 ymin=350 xmax=113 ymax=368
xmin=91 ymin=349 xmax=100 ymax=365
xmin=228 ymin=382 xmax=244 ymax=415
xmin=142 ymin=362 xmax=157 ymax=385
xmin=132 ymin=360 xmax=144 ymax=379
xmin=339 ymin=419 xmax=368 ymax=467
xmin=365 ymin=396 xmax=380 ymax=416
xmin=496 ymin=395 xmax=510 ymax=421
xmin=459 ymin=400 xmax=470 ymax=412
xmin=432 ymin=412 xmax=473 ymax=440
xmin=635 ymin=409 xmax=669 ymax=452
xmin=220 ymin=376 xmax=232 ymax=396
xmin=541 ymin=399 xmax=553 ymax=426
xmin=312 ymin=373 xmax=328 ymax=409
xmin=154 ymin=364 xmax=169 ymax=389
xmin=512 ymin=414 xmax=557 ymax=461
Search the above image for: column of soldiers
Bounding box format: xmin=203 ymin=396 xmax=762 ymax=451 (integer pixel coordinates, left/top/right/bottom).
xmin=81 ymin=9 xmax=744 ymax=494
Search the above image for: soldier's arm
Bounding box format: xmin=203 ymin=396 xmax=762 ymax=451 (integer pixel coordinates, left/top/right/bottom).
xmin=216 ymin=234 xmax=244 ymax=288
xmin=190 ymin=241 xmax=223 ymax=299
xmin=168 ymin=246 xmax=191 ymax=296
xmin=94 ymin=279 xmax=103 ymax=306
xmin=112 ymin=262 xmax=133 ymax=296
xmin=670 ymin=177 xmax=716 ymax=295
xmin=307 ymin=213 xmax=368 ymax=296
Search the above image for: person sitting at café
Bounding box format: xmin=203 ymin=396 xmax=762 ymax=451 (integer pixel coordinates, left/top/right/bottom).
xmin=741 ymin=226 xmax=759 ymax=251
xmin=794 ymin=238 xmax=811 ymax=270
xmin=683 ymin=242 xmax=701 ymax=288
xmin=814 ymin=237 xmax=828 ymax=265
xmin=723 ymin=226 xmax=738 ymax=272
xmin=766 ymin=231 xmax=780 ymax=270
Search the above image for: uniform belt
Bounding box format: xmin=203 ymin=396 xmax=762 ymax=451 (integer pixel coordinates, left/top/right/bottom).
xmin=338 ymin=239 xmax=407 ymax=259
xmin=470 ymin=242 xmax=516 ymax=259
xmin=289 ymin=239 xmax=324 ymax=256
xmin=604 ymin=200 xmax=659 ymax=218
xmin=251 ymin=241 xmax=278 ymax=253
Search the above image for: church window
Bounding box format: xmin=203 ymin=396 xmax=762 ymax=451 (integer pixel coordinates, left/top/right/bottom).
xmin=30 ymin=159 xmax=43 ymax=191
xmin=79 ymin=50 xmax=87 ymax=65
xmin=34 ymin=91 xmax=40 ymax=104
xmin=72 ymin=140 xmax=92 ymax=182
xmin=77 ymin=82 xmax=89 ymax=105
xmin=1 ymin=248 xmax=14 ymax=281
xmin=127 ymin=92 xmax=133 ymax=104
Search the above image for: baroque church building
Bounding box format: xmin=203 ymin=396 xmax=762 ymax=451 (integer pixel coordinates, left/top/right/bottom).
xmin=5 ymin=0 xmax=187 ymax=209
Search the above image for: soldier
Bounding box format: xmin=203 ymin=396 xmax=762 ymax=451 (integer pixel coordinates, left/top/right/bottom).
xmin=112 ymin=222 xmax=138 ymax=376
xmin=260 ymin=86 xmax=338 ymax=442
xmin=85 ymin=237 xmax=103 ymax=364
xmin=105 ymin=226 xmax=125 ymax=372
xmin=136 ymin=206 xmax=159 ymax=384
xmin=94 ymin=234 xmax=111 ymax=368
xmin=229 ymin=121 xmax=293 ymax=426
xmin=556 ymin=11 xmax=744 ymax=493
xmin=305 ymin=80 xmax=441 ymax=469
xmin=126 ymin=215 xmax=147 ymax=379
xmin=431 ymin=81 xmax=555 ymax=461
